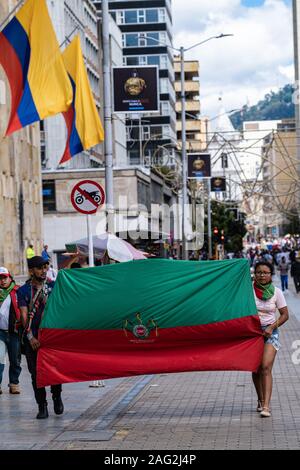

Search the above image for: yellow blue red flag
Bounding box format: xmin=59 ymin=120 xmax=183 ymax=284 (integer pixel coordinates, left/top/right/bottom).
xmin=59 ymin=35 xmax=104 ymax=164
xmin=0 ymin=0 xmax=73 ymax=136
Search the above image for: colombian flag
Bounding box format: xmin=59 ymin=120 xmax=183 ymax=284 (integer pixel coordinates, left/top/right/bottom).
xmin=59 ymin=35 xmax=104 ymax=164
xmin=37 ymin=259 xmax=263 ymax=387
xmin=0 ymin=0 xmax=73 ymax=136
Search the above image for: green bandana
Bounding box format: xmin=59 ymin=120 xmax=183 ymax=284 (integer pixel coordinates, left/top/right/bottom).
xmin=254 ymin=281 xmax=275 ymax=301
xmin=0 ymin=280 xmax=15 ymax=305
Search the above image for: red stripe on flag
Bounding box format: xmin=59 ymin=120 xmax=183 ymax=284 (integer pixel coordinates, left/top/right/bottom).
xmin=0 ymin=33 xmax=23 ymax=134
xmin=60 ymin=108 xmax=74 ymax=163
xmin=37 ymin=316 xmax=264 ymax=387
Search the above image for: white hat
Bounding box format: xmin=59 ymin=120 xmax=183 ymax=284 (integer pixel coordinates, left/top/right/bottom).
xmin=0 ymin=267 xmax=10 ymax=277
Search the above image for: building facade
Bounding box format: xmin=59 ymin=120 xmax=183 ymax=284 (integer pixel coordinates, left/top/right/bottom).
xmin=260 ymin=120 xmax=298 ymax=237
xmin=93 ymin=0 xmax=176 ymax=166
xmin=174 ymin=57 xmax=207 ymax=153
xmin=0 ymin=1 xmax=44 ymax=275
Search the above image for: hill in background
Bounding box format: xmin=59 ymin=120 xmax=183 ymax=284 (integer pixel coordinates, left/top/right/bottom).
xmin=229 ymin=84 xmax=295 ymax=129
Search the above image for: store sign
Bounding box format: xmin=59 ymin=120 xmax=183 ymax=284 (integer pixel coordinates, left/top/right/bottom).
xmin=187 ymin=153 xmax=211 ymax=178
xmin=112 ymin=66 xmax=159 ymax=113
xmin=211 ymin=177 xmax=226 ymax=192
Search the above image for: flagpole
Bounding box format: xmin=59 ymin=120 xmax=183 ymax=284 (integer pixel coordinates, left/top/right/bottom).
xmin=59 ymin=25 xmax=80 ymax=49
xmin=102 ymin=0 xmax=114 ymax=234
xmin=0 ymin=0 xmax=24 ymax=31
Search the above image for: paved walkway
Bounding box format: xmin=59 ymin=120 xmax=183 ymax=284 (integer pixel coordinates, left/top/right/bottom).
xmin=1 ymin=276 xmax=299 ymax=450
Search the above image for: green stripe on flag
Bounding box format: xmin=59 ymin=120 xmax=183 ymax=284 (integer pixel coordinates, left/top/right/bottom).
xmin=41 ymin=258 xmax=257 ymax=331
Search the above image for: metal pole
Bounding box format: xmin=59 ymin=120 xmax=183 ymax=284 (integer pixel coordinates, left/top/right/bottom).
xmin=0 ymin=0 xmax=24 ymax=31
xmin=140 ymin=115 xmax=143 ymax=166
xmin=293 ymin=0 xmax=300 ymax=222
xmin=180 ymin=46 xmax=188 ymax=260
xmin=87 ymin=215 xmax=94 ymax=267
xmin=207 ymin=178 xmax=212 ymax=258
xmin=102 ymin=0 xmax=114 ymax=232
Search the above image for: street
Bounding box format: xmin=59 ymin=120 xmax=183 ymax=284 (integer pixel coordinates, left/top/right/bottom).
xmin=0 ymin=275 xmax=299 ymax=451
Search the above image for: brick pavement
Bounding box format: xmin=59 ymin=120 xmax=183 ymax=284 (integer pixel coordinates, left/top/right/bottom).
xmin=1 ymin=277 xmax=299 ymax=450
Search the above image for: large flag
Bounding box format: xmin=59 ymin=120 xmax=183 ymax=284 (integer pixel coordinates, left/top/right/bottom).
xmin=37 ymin=259 xmax=263 ymax=387
xmin=0 ymin=0 xmax=73 ymax=136
xmin=59 ymin=35 xmax=104 ymax=164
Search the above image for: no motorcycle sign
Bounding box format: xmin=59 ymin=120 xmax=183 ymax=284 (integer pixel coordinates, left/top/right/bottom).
xmin=71 ymin=180 xmax=105 ymax=215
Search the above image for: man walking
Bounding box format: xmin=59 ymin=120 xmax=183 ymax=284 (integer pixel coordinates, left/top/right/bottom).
xmin=17 ymin=256 xmax=64 ymax=419
xmin=0 ymin=267 xmax=22 ymax=395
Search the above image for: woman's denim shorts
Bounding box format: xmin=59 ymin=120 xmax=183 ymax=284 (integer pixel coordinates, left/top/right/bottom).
xmin=261 ymin=325 xmax=281 ymax=351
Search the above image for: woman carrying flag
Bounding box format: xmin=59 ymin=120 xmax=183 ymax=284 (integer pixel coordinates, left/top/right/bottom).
xmin=252 ymin=261 xmax=289 ymax=417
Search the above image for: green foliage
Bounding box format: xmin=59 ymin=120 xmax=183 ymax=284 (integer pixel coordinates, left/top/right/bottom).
xmin=230 ymin=84 xmax=295 ymax=129
xmin=204 ymin=200 xmax=247 ymax=253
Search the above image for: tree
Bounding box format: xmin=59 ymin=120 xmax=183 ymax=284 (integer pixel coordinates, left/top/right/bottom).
xmin=204 ymin=200 xmax=247 ymax=253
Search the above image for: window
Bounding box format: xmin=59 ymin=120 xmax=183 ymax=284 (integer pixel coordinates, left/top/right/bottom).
xmin=125 ymin=33 xmax=138 ymax=47
xmin=147 ymin=32 xmax=159 ymax=46
xmin=147 ymin=56 xmax=160 ymax=66
xmin=126 ymin=56 xmax=139 ymax=66
xmin=125 ymin=10 xmax=137 ymax=23
xmin=139 ymin=56 xmax=147 ymax=65
xmin=160 ymin=55 xmax=168 ymax=69
xmin=143 ymin=126 xmax=150 ymax=140
xmin=162 ymin=125 xmax=170 ymax=139
xmin=116 ymin=11 xmax=124 ymax=24
xmin=146 ymin=9 xmax=158 ymax=22
xmin=160 ymin=78 xmax=168 ymax=94
xmin=221 ymin=153 xmax=228 ymax=169
xmin=160 ymin=102 xmax=169 ymax=115
xmin=138 ymin=10 xmax=145 ymax=23
xmin=158 ymin=8 xmax=166 ymax=22
xmin=42 ymin=180 xmax=56 ymax=212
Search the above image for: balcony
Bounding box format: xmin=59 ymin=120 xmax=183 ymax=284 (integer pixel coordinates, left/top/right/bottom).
xmin=176 ymin=100 xmax=200 ymax=113
xmin=175 ymin=81 xmax=199 ymax=93
xmin=176 ymin=119 xmax=203 ymax=132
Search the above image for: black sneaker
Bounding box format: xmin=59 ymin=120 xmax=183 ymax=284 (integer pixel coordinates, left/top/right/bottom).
xmin=53 ymin=396 xmax=64 ymax=415
xmin=36 ymin=403 xmax=49 ymax=419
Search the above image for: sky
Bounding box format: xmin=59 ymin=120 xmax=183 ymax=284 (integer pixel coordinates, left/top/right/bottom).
xmin=173 ymin=0 xmax=294 ymax=122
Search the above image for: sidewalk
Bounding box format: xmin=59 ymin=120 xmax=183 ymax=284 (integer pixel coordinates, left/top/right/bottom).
xmin=1 ymin=277 xmax=299 ymax=450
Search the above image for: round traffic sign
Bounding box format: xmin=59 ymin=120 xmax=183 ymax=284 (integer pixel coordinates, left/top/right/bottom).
xmin=71 ymin=180 xmax=105 ymax=214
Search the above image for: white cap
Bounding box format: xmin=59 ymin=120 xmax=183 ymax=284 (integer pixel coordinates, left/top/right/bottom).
xmin=0 ymin=267 xmax=10 ymax=277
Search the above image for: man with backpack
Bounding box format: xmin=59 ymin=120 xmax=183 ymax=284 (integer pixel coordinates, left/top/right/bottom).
xmin=0 ymin=267 xmax=22 ymax=396
xmin=17 ymin=256 xmax=64 ymax=419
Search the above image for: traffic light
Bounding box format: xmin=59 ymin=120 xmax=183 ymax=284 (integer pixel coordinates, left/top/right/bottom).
xmin=221 ymin=229 xmax=225 ymax=243
xmin=213 ymin=227 xmax=219 ymax=236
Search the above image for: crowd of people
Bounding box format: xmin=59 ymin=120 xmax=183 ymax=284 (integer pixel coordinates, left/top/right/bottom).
xmin=0 ymin=240 xmax=292 ymax=420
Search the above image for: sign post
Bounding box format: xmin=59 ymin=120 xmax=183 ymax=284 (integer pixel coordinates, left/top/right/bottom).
xmin=70 ymin=179 xmax=105 ymax=267
xmin=71 ymin=180 xmax=105 ymax=387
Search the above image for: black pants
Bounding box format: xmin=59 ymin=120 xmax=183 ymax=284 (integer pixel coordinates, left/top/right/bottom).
xmin=294 ymin=275 xmax=300 ymax=292
xmin=24 ymin=341 xmax=62 ymax=405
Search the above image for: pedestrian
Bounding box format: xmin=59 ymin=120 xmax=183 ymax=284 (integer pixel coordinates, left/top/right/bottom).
xmin=47 ymin=264 xmax=57 ymax=281
xmin=26 ymin=244 xmax=35 ymax=260
xmin=0 ymin=267 xmax=22 ymax=395
xmin=41 ymin=245 xmax=51 ymax=262
xmin=277 ymin=256 xmax=290 ymax=292
xmin=291 ymin=255 xmax=300 ymax=293
xmin=17 ymin=256 xmax=64 ymax=419
xmin=252 ymin=261 xmax=289 ymax=417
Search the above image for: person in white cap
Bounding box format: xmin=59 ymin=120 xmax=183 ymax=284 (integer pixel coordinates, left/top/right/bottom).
xmin=0 ymin=267 xmax=22 ymax=395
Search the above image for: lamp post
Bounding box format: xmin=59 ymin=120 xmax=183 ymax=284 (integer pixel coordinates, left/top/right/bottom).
xmin=138 ymin=32 xmax=234 ymax=259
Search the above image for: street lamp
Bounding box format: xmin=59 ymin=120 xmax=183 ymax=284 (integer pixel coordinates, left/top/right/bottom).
xmin=139 ymin=32 xmax=234 ymax=259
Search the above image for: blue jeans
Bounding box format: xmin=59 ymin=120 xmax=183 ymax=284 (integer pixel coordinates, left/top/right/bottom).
xmin=280 ymin=274 xmax=288 ymax=291
xmin=0 ymin=330 xmax=22 ymax=385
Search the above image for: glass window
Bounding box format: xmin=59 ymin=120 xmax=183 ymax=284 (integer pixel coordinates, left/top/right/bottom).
xmin=147 ymin=56 xmax=159 ymax=65
xmin=158 ymin=8 xmax=166 ymax=22
xmin=143 ymin=126 xmax=150 ymax=140
xmin=126 ymin=34 xmax=138 ymax=47
xmin=125 ymin=10 xmax=137 ymax=23
xmin=126 ymin=56 xmax=139 ymax=66
xmin=160 ymin=55 xmax=168 ymax=69
xmin=147 ymin=32 xmax=159 ymax=46
xmin=160 ymin=102 xmax=169 ymax=115
xmin=162 ymin=125 xmax=170 ymax=139
xmin=138 ymin=10 xmax=145 ymax=23
xmin=146 ymin=9 xmax=158 ymax=23
xmin=160 ymin=78 xmax=168 ymax=94
xmin=116 ymin=11 xmax=124 ymax=24
xmin=42 ymin=181 xmax=56 ymax=212
xmin=139 ymin=56 xmax=147 ymax=65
